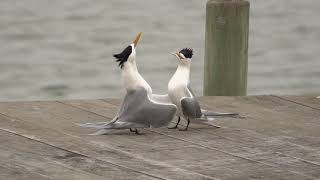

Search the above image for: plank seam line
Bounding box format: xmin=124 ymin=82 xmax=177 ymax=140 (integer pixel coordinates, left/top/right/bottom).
xmin=100 ymin=99 xmax=120 ymax=106
xmin=0 ymin=113 xmax=167 ymax=180
xmin=61 ymin=100 xmax=320 ymax=167
xmin=52 ymin=103 xmax=314 ymax=179
xmin=272 ymin=95 xmax=320 ymax=111
xmin=56 ymin=101 xmax=115 ymax=119
xmin=54 ymin=102 xmax=219 ymax=180
xmin=146 ymin=129 xmax=316 ymax=179
xmin=0 ymin=109 xmax=219 ymax=180
xmin=219 ymin=127 xmax=320 ymax=165
xmin=201 ymin=123 xmax=320 ymax=152
xmin=200 ymin=97 xmax=320 ymax=151
xmin=58 ymin=100 xmax=318 ymax=178
xmin=275 ymin=152 xmax=320 ymax=167
xmin=59 ymin=100 xmax=320 ymax=173
xmin=203 ymin=124 xmax=320 ymax=167
xmin=0 ymin=128 xmax=167 ymax=180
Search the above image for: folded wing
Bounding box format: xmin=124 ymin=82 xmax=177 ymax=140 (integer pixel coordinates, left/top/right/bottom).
xmin=80 ymin=87 xmax=177 ymax=130
xmin=180 ymin=97 xmax=202 ymax=119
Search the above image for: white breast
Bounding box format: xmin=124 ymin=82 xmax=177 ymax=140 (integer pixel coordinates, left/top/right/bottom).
xmin=168 ymin=66 xmax=190 ymax=115
xmin=122 ymin=62 xmax=152 ymax=95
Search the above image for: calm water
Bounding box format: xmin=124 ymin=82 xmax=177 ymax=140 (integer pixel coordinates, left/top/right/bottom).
xmin=0 ymin=0 xmax=319 ymax=101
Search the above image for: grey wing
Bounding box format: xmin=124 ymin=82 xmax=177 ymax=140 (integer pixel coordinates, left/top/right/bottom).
xmin=80 ymin=87 xmax=149 ymax=129
xmin=147 ymin=98 xmax=177 ymax=128
xmin=112 ymin=87 xmax=152 ymax=128
xmin=115 ymin=87 xmax=177 ymax=128
xmin=181 ymin=97 xmax=202 ymax=119
xmin=80 ymin=87 xmax=177 ymax=130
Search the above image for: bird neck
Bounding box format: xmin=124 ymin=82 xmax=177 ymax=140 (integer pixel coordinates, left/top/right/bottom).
xmin=171 ymin=64 xmax=190 ymax=86
xmin=121 ymin=60 xmax=152 ymax=94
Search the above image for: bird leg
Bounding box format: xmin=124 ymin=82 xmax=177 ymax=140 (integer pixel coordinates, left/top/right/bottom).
xmin=179 ymin=118 xmax=190 ymax=131
xmin=130 ymin=128 xmax=140 ymax=135
xmin=134 ymin=128 xmax=140 ymax=135
xmin=168 ymin=116 xmax=181 ymax=129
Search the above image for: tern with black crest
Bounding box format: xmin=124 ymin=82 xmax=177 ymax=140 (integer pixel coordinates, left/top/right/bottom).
xmin=79 ymin=33 xmax=177 ymax=135
xmin=168 ymin=48 xmax=238 ymax=131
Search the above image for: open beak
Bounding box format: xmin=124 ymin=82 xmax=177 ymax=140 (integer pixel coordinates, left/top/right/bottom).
xmin=171 ymin=52 xmax=177 ymax=57
xmin=171 ymin=52 xmax=182 ymax=60
xmin=133 ymin=32 xmax=142 ymax=48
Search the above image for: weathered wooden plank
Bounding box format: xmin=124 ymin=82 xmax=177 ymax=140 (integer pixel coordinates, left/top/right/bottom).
xmin=0 ymin=107 xmax=219 ymax=179
xmin=0 ymin=162 xmax=50 ymax=180
xmin=0 ymin=131 xmax=107 ymax=180
xmin=193 ymin=96 xmax=320 ymax=177
xmin=100 ymin=96 xmax=320 ymax=169
xmin=0 ymin=99 xmax=312 ymax=179
xmin=0 ymin=130 xmax=155 ymax=180
xmin=101 ymin=98 xmax=122 ymax=107
xmin=199 ymin=96 xmax=320 ymax=144
xmin=56 ymin=99 xmax=316 ymax=179
xmin=0 ymin=108 xmax=245 ymax=180
xmin=199 ymin=96 xmax=320 ymax=151
xmin=58 ymin=100 xmax=118 ymax=119
xmin=0 ymin=119 xmax=307 ymax=180
xmin=150 ymin=127 xmax=320 ymax=179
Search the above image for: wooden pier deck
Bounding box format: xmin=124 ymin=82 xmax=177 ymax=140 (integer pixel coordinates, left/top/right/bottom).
xmin=0 ymin=95 xmax=319 ymax=180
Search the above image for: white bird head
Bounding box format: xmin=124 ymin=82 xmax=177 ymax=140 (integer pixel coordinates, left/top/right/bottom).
xmin=113 ymin=32 xmax=142 ymax=69
xmin=171 ymin=48 xmax=193 ymax=66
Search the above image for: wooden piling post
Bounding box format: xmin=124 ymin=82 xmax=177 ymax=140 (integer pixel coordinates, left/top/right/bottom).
xmin=204 ymin=0 xmax=249 ymax=96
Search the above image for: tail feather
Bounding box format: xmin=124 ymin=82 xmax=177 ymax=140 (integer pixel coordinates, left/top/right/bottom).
xmin=89 ymin=129 xmax=114 ymax=135
xmin=196 ymin=116 xmax=215 ymax=121
xmin=76 ymin=121 xmax=113 ymax=129
xmin=201 ymin=109 xmax=239 ymax=117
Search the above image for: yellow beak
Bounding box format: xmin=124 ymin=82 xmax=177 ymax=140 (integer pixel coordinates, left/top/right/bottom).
xmin=171 ymin=52 xmax=183 ymax=59
xmin=133 ymin=32 xmax=142 ymax=48
xmin=171 ymin=52 xmax=177 ymax=56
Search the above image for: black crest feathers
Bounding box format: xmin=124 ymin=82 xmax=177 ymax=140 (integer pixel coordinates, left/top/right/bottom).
xmin=113 ymin=45 xmax=132 ymax=68
xmin=179 ymin=48 xmax=193 ymax=59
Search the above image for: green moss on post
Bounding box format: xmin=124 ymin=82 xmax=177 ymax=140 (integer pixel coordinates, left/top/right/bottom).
xmin=204 ymin=0 xmax=249 ymax=96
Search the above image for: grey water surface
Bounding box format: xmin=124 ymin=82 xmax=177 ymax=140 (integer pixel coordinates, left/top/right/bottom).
xmin=0 ymin=0 xmax=319 ymax=101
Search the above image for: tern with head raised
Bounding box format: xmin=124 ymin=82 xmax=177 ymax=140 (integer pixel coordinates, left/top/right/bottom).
xmin=79 ymin=33 xmax=177 ymax=135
